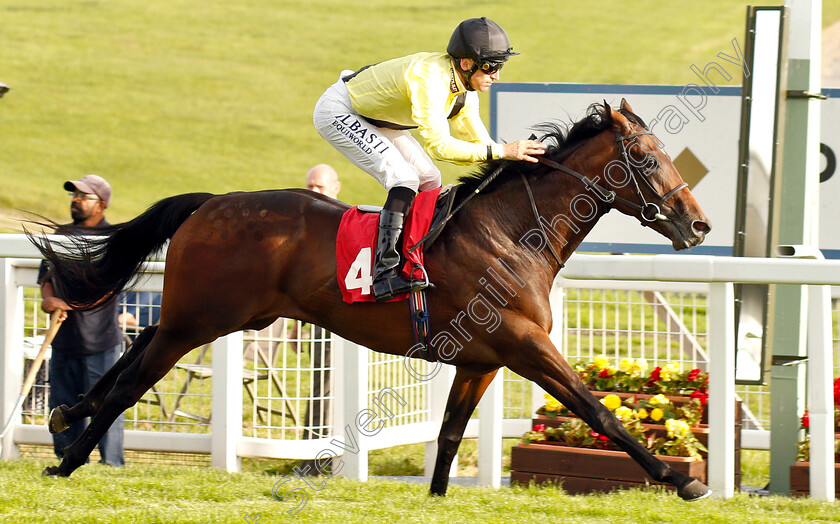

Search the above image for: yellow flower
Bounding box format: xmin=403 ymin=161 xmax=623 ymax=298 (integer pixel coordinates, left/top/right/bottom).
xmin=659 ymin=362 xmax=681 ymax=381
xmin=594 ymin=356 xmax=610 ymax=371
xmin=666 ymin=419 xmax=691 ymax=439
xmin=615 ymin=406 xmax=634 ymax=421
xmin=601 ymin=394 xmax=622 ymax=411
xmin=544 ymin=394 xmax=564 ymax=412
xmin=637 ymin=409 xmax=649 ymax=420
xmin=620 ymin=358 xmax=649 ymax=378
xmin=650 ymin=408 xmax=664 ymax=422
xmin=649 ymin=394 xmax=670 ymax=407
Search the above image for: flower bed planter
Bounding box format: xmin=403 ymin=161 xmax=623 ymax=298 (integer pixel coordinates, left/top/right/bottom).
xmin=533 ymin=398 xmax=742 ymax=488
xmin=789 ymin=430 xmax=840 ymax=497
xmin=789 ymin=462 xmax=840 ymax=497
xmin=510 ymin=443 xmax=706 ymax=494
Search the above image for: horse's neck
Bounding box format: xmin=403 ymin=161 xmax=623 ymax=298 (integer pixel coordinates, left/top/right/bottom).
xmin=465 ymin=169 xmax=607 ymax=285
xmin=528 ymin=172 xmax=608 ymax=265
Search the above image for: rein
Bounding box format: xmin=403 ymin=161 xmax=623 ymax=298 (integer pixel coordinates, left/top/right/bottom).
xmin=519 ymin=172 xmax=565 ymax=268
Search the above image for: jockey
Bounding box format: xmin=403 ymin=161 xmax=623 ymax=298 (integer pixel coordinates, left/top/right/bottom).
xmin=314 ymin=17 xmax=544 ymax=302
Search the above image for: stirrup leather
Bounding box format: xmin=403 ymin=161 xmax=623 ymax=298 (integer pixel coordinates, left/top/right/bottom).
xmin=372 ymin=210 xmax=431 ymax=302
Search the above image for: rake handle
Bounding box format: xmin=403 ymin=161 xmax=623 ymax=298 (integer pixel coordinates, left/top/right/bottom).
xmin=19 ymin=309 xmax=64 ymax=396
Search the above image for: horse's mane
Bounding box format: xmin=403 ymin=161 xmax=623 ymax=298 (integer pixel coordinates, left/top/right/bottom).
xmin=457 ymin=103 xmax=646 ymax=195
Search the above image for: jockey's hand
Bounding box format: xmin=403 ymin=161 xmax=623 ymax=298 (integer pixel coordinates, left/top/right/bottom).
xmin=502 ymin=139 xmax=546 ymax=163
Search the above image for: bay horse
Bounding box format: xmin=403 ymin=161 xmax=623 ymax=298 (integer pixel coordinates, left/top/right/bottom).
xmin=33 ymin=99 xmax=712 ymax=500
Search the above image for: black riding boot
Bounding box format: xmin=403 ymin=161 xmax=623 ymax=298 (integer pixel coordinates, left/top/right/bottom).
xmin=372 ymin=188 xmax=430 ymax=302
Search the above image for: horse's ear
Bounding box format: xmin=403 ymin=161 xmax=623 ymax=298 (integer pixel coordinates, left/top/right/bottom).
xmin=607 ymin=103 xmax=632 ymax=132
xmin=620 ymin=98 xmax=635 ymax=114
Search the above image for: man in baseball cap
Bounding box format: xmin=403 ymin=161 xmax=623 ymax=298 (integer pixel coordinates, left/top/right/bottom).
xmin=64 ymin=174 xmax=112 ymax=209
xmin=39 ymin=173 xmax=125 ymax=466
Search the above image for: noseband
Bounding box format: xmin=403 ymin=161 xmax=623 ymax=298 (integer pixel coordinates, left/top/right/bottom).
xmin=537 ymin=129 xmax=688 ymax=225
xmin=614 ymin=130 xmax=688 ymax=222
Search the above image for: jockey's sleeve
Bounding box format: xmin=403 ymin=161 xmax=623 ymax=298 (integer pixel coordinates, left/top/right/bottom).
xmin=346 ymin=53 xmax=503 ymax=164
xmin=409 ymin=62 xmax=503 ymax=164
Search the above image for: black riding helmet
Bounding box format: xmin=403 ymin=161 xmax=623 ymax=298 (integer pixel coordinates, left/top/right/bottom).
xmin=447 ymin=17 xmax=518 ymax=90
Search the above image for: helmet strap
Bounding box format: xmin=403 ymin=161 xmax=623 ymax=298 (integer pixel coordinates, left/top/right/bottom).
xmin=453 ymin=58 xmax=479 ymax=92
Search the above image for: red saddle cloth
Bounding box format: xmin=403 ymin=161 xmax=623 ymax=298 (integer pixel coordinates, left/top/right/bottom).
xmin=336 ymin=187 xmax=441 ymax=303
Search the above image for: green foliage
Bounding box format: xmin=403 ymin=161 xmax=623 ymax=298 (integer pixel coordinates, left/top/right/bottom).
xmin=7 ymin=0 xmax=838 ymax=229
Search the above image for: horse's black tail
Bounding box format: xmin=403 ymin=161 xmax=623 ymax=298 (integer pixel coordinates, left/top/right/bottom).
xmin=28 ymin=192 xmax=215 ymax=310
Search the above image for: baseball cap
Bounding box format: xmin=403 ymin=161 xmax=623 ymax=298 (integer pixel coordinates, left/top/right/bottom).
xmin=64 ymin=174 xmax=112 ymax=208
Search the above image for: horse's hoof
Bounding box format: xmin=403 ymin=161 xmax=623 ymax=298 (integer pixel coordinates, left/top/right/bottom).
xmin=48 ymin=406 xmax=70 ymax=434
xmin=678 ymin=479 xmax=711 ymax=501
xmin=42 ymin=466 xmax=60 ymax=477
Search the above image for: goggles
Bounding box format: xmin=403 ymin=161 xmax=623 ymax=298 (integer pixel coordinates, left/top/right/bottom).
xmin=477 ymin=59 xmax=505 ymax=74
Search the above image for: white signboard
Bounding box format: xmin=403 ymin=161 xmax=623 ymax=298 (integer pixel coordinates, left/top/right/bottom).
xmin=491 ymin=83 xmax=840 ymax=259
xmin=490 ymin=83 xmax=740 ymax=256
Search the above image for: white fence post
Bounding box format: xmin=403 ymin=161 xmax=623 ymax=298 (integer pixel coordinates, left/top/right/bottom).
xmin=211 ymin=331 xmax=243 ymax=471
xmin=477 ymin=371 xmax=503 ymax=487
xmin=0 ymin=259 xmax=24 ymax=459
xmin=807 ymin=283 xmax=835 ymax=500
xmin=335 ymin=337 xmax=368 ymax=480
xmin=708 ymin=282 xmax=735 ymax=498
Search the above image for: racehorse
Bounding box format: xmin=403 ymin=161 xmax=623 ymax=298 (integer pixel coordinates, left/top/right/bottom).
xmin=33 ymin=99 xmax=712 ymax=500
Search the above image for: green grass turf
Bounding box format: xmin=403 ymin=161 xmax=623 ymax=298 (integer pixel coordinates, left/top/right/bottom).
xmin=1 ymin=457 xmax=838 ymax=523
xmin=6 ymin=0 xmax=837 ymax=228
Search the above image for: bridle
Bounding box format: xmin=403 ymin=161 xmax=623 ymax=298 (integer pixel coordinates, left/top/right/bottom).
xmin=522 ymin=126 xmax=688 ymax=268
xmin=535 ymin=128 xmax=688 ymax=225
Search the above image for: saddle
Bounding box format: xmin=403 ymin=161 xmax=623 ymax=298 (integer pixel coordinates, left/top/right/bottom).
xmin=356 ymin=184 xmax=458 ymax=249
xmin=336 ymin=185 xmax=459 ymax=304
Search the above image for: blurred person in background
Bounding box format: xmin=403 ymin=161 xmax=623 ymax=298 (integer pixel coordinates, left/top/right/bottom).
xmin=305 ymin=164 xmax=341 ymax=199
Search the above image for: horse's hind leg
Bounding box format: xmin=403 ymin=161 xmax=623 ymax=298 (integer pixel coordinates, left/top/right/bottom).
xmin=430 ymin=368 xmax=498 ymax=496
xmin=49 ymin=326 xmax=158 ymax=434
xmin=506 ymin=329 xmax=710 ymax=501
xmin=43 ymin=328 xmax=199 ymax=477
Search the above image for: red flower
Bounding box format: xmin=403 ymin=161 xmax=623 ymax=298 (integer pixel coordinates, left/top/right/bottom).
xmin=590 ymin=430 xmax=610 ymax=442
xmin=801 ymin=411 xmax=810 ymax=429
xmin=687 ymin=369 xmax=702 ymax=381
xmin=690 ymin=389 xmax=708 ymax=406
xmin=532 ymin=424 xmax=546 ymax=433
xmin=833 ymin=377 xmax=840 ymax=405
xmin=598 ymin=368 xmax=614 ymax=378
xmin=647 ymin=366 xmax=662 ymax=386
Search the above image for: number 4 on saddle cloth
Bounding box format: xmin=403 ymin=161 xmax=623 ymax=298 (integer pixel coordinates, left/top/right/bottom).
xmin=337 ymin=186 xmax=457 ymax=303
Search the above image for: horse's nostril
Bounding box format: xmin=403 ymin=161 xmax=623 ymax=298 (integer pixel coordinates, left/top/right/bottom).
xmin=692 ymin=220 xmax=711 ymax=234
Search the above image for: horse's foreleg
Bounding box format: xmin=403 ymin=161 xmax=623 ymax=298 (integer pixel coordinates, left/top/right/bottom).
xmin=49 ymin=326 xmax=158 ymax=434
xmin=506 ymin=331 xmax=710 ymax=501
xmin=430 ymin=368 xmax=498 ymax=496
xmin=43 ymin=330 xmax=195 ymax=477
